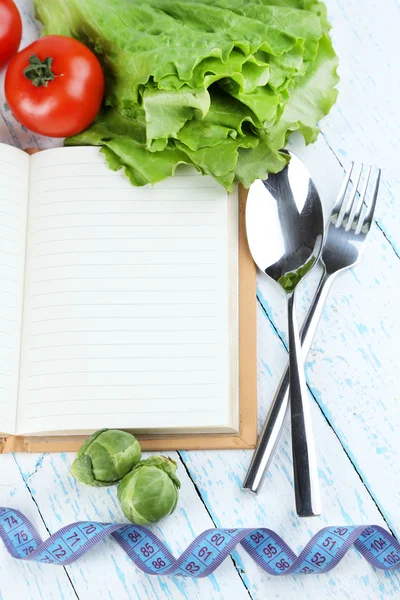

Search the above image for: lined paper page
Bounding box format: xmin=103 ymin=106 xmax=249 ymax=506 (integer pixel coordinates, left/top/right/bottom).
xmin=16 ymin=147 xmax=238 ymax=435
xmin=0 ymin=144 xmax=29 ymax=434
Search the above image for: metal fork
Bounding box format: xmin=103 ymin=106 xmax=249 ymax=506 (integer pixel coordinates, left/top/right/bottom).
xmin=243 ymin=163 xmax=381 ymax=495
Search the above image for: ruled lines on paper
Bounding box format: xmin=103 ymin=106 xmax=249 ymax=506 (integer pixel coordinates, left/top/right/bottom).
xmin=16 ymin=148 xmax=233 ymax=434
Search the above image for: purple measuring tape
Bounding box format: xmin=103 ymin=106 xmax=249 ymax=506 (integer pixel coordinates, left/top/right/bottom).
xmin=0 ymin=507 xmax=399 ymax=576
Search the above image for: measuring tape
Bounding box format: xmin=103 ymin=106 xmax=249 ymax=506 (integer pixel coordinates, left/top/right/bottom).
xmin=0 ymin=507 xmax=399 ymax=576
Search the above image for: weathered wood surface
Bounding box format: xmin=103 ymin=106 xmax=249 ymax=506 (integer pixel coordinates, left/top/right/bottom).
xmin=0 ymin=0 xmax=399 ymax=598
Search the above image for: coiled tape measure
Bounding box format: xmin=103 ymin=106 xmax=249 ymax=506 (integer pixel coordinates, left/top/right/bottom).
xmin=0 ymin=508 xmax=398 ymax=576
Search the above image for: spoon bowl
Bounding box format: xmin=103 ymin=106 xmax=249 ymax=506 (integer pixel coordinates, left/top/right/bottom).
xmin=246 ymin=153 xmax=324 ymax=289
xmin=246 ymin=152 xmax=324 ymax=517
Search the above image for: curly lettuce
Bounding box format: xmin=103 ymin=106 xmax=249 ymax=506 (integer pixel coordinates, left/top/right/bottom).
xmin=34 ymin=0 xmax=338 ymax=191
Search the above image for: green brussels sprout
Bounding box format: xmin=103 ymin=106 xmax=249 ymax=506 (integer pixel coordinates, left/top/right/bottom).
xmin=71 ymin=429 xmax=142 ymax=486
xmin=117 ymin=455 xmax=181 ymax=524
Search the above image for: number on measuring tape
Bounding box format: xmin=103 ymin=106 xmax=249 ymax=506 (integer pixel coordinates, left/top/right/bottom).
xmin=38 ymin=554 xmax=54 ymax=564
xmin=197 ymin=545 xmax=213 ymax=562
xmin=178 ymin=554 xmax=207 ymax=577
xmin=370 ymin=537 xmax=387 ymax=552
xmin=333 ymin=527 xmax=348 ymax=536
xmin=186 ymin=561 xmax=201 ymax=574
xmin=275 ymin=558 xmax=290 ymax=571
xmin=383 ymin=551 xmax=400 ymax=566
xmin=299 ymin=565 xmax=314 ymax=574
xmin=321 ymin=536 xmax=336 ymax=551
xmin=361 ymin=527 xmax=374 ymax=538
xmin=116 ymin=527 xmax=144 ymax=548
xmin=14 ymin=530 xmax=28 ymax=544
xmin=66 ymin=532 xmax=80 ymax=547
xmin=250 ymin=532 xmax=264 ymax=544
xmin=140 ymin=543 xmax=155 ymax=558
xmin=263 ymin=543 xmax=278 ymax=559
xmin=311 ymin=552 xmax=326 ymax=567
xmin=52 ymin=544 xmax=67 ymax=559
xmin=152 ymin=557 xmax=166 ymax=570
xmin=78 ymin=522 xmax=104 ymax=541
xmin=128 ymin=531 xmax=142 ymax=544
xmin=204 ymin=530 xmax=231 ymax=554
xmin=210 ymin=533 xmax=225 ymax=546
xmin=83 ymin=524 xmax=96 ymax=535
xmin=3 ymin=515 xmax=19 ymax=529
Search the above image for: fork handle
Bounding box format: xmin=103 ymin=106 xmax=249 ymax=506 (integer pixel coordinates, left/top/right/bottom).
xmin=243 ymin=269 xmax=336 ymax=495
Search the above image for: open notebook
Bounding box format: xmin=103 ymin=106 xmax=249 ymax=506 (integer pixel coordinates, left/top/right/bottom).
xmin=0 ymin=143 xmax=256 ymax=451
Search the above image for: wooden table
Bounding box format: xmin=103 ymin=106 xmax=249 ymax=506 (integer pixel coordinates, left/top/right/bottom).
xmin=1 ymin=1 xmax=399 ymax=598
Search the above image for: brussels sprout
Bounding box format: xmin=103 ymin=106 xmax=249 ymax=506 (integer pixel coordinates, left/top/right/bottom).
xmin=71 ymin=429 xmax=142 ymax=486
xmin=117 ymin=456 xmax=181 ymax=524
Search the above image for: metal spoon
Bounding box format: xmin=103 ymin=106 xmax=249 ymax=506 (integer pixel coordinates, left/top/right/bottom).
xmin=245 ymin=152 xmax=324 ymax=517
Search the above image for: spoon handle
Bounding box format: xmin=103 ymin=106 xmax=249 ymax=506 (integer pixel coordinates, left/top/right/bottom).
xmin=287 ymin=292 xmax=321 ymax=517
xmin=242 ymin=270 xmax=335 ymax=495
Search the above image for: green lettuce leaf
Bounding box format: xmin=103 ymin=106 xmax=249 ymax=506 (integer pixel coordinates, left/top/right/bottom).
xmin=66 ymin=107 xmax=191 ymax=186
xmin=268 ymin=33 xmax=339 ymax=145
xmin=35 ymin=0 xmax=339 ymax=191
xmin=142 ymin=85 xmax=210 ymax=151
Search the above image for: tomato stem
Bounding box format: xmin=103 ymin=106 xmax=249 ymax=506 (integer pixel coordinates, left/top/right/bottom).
xmin=23 ymin=54 xmax=56 ymax=87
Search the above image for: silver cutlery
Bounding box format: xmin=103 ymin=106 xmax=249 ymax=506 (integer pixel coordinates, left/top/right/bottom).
xmin=243 ymin=162 xmax=381 ymax=497
xmin=246 ymin=152 xmax=324 ymax=517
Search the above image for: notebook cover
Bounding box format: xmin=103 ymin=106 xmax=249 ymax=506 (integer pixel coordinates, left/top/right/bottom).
xmin=0 ymin=185 xmax=257 ymax=452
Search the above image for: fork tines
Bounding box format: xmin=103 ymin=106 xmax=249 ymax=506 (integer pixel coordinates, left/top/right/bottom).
xmin=332 ymin=163 xmax=381 ymax=234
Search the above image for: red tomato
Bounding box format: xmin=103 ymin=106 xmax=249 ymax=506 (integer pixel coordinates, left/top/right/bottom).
xmin=0 ymin=0 xmax=22 ymax=69
xmin=5 ymin=35 xmax=105 ymax=137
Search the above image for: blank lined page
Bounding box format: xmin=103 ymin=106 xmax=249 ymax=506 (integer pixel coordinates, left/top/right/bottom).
xmin=16 ymin=147 xmax=238 ymax=435
xmin=0 ymin=144 xmax=29 ymax=434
